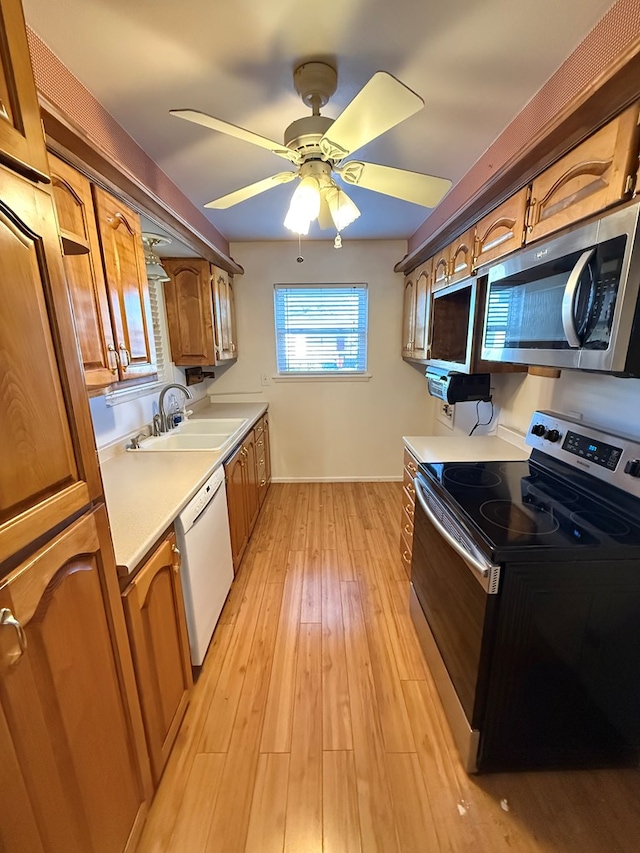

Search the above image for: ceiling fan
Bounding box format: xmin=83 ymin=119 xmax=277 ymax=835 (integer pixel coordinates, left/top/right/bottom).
xmin=170 ymin=62 xmax=451 ymax=236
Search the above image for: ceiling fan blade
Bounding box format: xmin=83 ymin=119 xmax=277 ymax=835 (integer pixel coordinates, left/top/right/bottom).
xmin=204 ymin=172 xmax=297 ymax=209
xmin=336 ymin=161 xmax=451 ymax=208
xmin=171 ymin=109 xmax=301 ymax=165
xmin=320 ymin=72 xmax=423 ymax=161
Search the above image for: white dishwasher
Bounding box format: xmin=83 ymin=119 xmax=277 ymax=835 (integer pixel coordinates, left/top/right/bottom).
xmin=174 ymin=466 xmax=234 ymax=666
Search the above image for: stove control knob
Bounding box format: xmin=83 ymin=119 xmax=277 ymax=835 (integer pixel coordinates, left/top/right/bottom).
xmin=624 ymin=459 xmax=640 ymax=478
xmin=531 ymin=423 xmax=546 ymax=437
xmin=545 ymin=429 xmax=561 ymax=443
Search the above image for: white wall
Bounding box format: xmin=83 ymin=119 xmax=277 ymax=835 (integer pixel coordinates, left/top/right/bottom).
xmin=430 ymin=368 xmax=640 ymax=440
xmin=208 ymin=240 xmax=435 ymax=480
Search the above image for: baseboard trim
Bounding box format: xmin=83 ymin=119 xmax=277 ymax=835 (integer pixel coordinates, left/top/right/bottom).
xmin=271 ymin=476 xmax=403 ymax=483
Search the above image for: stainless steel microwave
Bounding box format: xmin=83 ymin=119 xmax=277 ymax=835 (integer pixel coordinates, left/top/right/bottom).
xmin=480 ymin=202 xmax=640 ymax=375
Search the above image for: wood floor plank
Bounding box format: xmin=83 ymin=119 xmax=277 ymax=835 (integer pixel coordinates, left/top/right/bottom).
xmin=301 ymin=548 xmax=322 ymax=623
xmin=386 ymin=752 xmax=440 ymax=853
xmin=332 ymin=484 xmax=356 ymax=581
xmin=320 ymin=482 xmax=337 ymax=549
xmin=322 ymin=750 xmax=362 ymax=853
xmin=341 ymin=580 xmax=401 ymax=853
xmin=244 ymin=753 xmax=290 ymax=853
xmin=264 ymin=484 xmax=298 ymax=581
xmin=321 ymin=550 xmax=353 ymax=751
xmin=260 ymin=551 xmax=304 ymax=753
xmin=198 ymin=551 xmax=272 ymax=753
xmin=166 ymin=753 xmax=225 ymax=852
xmin=291 ymin=483 xmax=309 ymax=551
xmin=305 ymin=481 xmax=323 ymax=556
xmin=205 ymin=581 xmax=284 ymax=852
xmin=284 ymin=623 xmax=323 ymax=853
xmin=354 ymin=551 xmax=416 ymax=753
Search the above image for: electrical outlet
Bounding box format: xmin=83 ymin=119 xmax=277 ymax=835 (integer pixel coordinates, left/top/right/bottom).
xmin=260 ymin=372 xmax=270 ymax=386
xmin=436 ymin=401 xmax=455 ymax=429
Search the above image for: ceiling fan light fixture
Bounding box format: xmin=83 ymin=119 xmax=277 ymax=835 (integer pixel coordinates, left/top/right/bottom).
xmin=326 ymin=185 xmax=361 ymax=232
xmin=284 ymin=175 xmax=321 ymax=235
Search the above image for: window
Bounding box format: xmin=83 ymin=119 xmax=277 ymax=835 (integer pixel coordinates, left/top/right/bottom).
xmin=274 ymin=284 xmax=368 ymax=375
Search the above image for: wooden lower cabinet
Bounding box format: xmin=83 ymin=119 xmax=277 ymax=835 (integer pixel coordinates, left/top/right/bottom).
xmin=400 ymin=448 xmax=418 ymax=578
xmin=0 ymin=506 xmax=150 ymax=853
xmin=224 ymin=415 xmax=271 ymax=572
xmin=122 ymin=531 xmax=192 ymax=788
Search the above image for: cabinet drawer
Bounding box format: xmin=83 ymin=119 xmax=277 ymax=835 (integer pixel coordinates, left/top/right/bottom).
xmin=403 ymin=468 xmax=416 ymax=498
xmin=402 ymin=486 xmax=415 ymax=521
xmin=403 ymin=449 xmax=419 ymax=477
xmin=400 ymin=528 xmax=413 ymax=578
xmin=401 ymin=504 xmax=414 ymax=540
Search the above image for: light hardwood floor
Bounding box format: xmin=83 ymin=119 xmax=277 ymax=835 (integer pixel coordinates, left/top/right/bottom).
xmin=137 ymin=482 xmax=640 ymax=853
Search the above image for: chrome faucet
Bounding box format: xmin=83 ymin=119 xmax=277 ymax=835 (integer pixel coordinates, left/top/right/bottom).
xmin=158 ymin=383 xmax=193 ymax=432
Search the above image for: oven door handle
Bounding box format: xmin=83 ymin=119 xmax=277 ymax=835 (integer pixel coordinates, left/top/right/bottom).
xmin=561 ymin=248 xmax=596 ymax=347
xmin=414 ymin=477 xmax=500 ymax=591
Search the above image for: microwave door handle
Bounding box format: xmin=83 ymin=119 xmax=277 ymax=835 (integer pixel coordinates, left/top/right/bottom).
xmin=561 ymin=248 xmax=596 ymax=347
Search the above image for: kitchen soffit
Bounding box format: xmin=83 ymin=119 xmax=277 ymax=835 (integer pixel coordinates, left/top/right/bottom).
xmin=23 ymin=0 xmax=617 ymax=243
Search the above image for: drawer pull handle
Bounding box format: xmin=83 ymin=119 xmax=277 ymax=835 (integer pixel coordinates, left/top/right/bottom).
xmin=405 ymin=503 xmax=414 ymax=518
xmin=406 ymin=483 xmax=415 ymax=496
xmin=402 ymin=550 xmax=411 ymax=563
xmin=407 ymin=462 xmax=417 ymax=473
xmin=1 ymin=608 xmax=27 ymax=665
xmin=404 ymin=524 xmax=412 ymax=535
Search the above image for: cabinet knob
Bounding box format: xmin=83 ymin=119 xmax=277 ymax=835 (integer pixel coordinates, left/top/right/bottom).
xmin=0 ymin=608 xmax=27 ymax=666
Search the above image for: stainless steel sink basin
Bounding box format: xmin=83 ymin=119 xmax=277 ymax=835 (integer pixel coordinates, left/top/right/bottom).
xmin=129 ymin=417 xmax=249 ymax=452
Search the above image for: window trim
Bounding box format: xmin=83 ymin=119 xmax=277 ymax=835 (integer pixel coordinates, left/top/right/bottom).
xmin=273 ymin=282 xmax=369 ymax=378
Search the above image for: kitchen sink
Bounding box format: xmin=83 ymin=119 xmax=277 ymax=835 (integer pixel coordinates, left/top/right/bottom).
xmin=129 ymin=417 xmax=248 ymax=452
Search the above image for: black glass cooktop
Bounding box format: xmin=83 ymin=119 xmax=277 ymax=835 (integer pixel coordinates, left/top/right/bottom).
xmin=420 ymin=458 xmax=640 ymax=559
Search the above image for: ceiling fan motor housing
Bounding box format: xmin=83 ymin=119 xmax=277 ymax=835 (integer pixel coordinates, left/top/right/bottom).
xmin=284 ymin=115 xmax=335 ymax=163
xmin=293 ymin=62 xmax=338 ymax=110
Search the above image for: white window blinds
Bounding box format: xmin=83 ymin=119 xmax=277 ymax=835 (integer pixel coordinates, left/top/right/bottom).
xmin=274 ymin=284 xmax=368 ymax=374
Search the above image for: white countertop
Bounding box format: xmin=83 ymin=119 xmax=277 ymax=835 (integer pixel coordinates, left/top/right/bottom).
xmin=403 ymin=425 xmax=530 ymax=464
xmin=100 ymin=402 xmax=267 ymax=576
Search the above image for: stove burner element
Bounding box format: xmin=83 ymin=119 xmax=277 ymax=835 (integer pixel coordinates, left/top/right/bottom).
xmin=569 ymin=511 xmax=631 ymax=537
xmin=526 ymin=481 xmax=579 ymax=504
xmin=444 ymin=466 xmax=502 ymax=488
xmin=480 ymin=500 xmax=560 ymax=534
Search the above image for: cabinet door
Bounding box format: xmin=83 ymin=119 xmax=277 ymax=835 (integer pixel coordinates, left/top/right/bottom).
xmin=92 ymin=186 xmax=157 ymax=380
xmin=526 ymin=104 xmax=640 ymax=244
xmin=263 ymin=415 xmax=272 ymax=487
xmin=48 ymin=154 xmax=119 ymax=389
xmin=474 ymin=187 xmax=528 ymax=269
xmin=224 ymin=444 xmax=249 ymax=573
xmin=244 ymin=429 xmax=260 ymax=535
xmin=255 ymin=417 xmax=270 ymax=507
xmin=0 ymin=0 xmax=49 ymax=181
xmin=448 ymin=227 xmax=475 ymax=285
xmin=0 ymin=166 xmax=102 ymax=565
xmin=401 ymin=272 xmax=416 ymax=357
xmin=0 ymin=508 xmax=148 ymax=853
xmin=212 ymin=266 xmax=238 ymax=361
xmin=163 ymin=258 xmax=215 ymax=365
xmin=122 ymin=531 xmax=192 ymax=787
xmin=413 ymin=260 xmax=432 ymax=359
xmin=432 ymin=246 xmax=450 ymax=292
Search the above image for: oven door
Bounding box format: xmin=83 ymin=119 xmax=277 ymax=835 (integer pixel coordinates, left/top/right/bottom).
xmin=410 ymin=473 xmax=501 ymax=768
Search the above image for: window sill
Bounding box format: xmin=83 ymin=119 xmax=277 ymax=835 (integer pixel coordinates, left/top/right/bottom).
xmin=272 ymin=373 xmax=372 ymax=383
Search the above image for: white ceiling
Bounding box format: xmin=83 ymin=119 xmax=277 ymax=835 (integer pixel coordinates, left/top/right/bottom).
xmin=25 ymin=0 xmax=616 ymax=244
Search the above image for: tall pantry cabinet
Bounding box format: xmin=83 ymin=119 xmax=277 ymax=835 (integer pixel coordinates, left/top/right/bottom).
xmin=0 ymin=0 xmax=152 ymax=850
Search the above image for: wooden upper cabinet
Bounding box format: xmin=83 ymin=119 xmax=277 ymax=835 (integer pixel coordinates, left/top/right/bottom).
xmin=212 ymin=266 xmax=238 ymax=361
xmin=0 ymin=507 xmax=147 ymax=853
xmin=413 ymin=260 xmax=432 ymax=359
xmin=122 ymin=531 xmax=192 ymax=788
xmin=526 ymin=104 xmax=640 ymax=244
xmin=0 ymin=0 xmax=49 ymax=182
xmin=474 ymin=187 xmax=528 ymax=269
xmin=92 ymin=186 xmax=157 ymax=380
xmin=48 ymin=154 xmax=119 ymax=388
xmin=432 ymin=245 xmax=450 ymax=292
xmin=401 ymin=272 xmax=416 ymax=357
xmin=0 ymin=166 xmax=102 ymax=566
xmin=163 ymin=258 xmax=216 ymax=366
xmin=448 ymin=227 xmax=475 ymax=285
